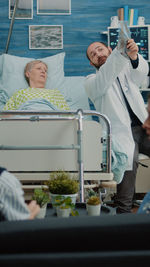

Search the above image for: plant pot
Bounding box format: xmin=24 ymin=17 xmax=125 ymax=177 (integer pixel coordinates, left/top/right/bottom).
xmin=86 ymin=204 xmax=101 ymax=216
xmin=56 ymin=207 xmax=71 ymax=218
xmin=50 ymin=193 xmax=78 ymax=209
xmin=36 ymin=204 xmax=47 ymax=219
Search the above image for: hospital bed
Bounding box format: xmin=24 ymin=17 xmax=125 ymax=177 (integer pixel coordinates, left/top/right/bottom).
xmin=0 ymin=109 xmax=113 ymax=202
xmin=0 ymin=51 xmax=149 ymax=201
xmin=0 ymin=0 xmax=149 ymax=197
xmin=0 ymin=0 xmax=148 ymax=201
xmin=0 ymin=48 xmax=115 ymax=202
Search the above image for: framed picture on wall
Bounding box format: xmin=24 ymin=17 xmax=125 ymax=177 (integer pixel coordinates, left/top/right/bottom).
xmin=9 ymin=0 xmax=33 ymax=19
xmin=29 ymin=25 xmax=63 ymax=49
xmin=37 ymin=0 xmax=71 ymax=15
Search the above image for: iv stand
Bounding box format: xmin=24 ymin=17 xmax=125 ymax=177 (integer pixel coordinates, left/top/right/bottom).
xmin=5 ymin=0 xmax=19 ymax=54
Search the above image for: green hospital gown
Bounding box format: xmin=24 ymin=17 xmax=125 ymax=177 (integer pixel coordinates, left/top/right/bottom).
xmin=3 ymin=87 xmax=70 ymax=111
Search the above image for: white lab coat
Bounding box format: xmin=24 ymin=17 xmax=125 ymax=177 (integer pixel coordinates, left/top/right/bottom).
xmin=85 ymin=48 xmax=149 ymax=170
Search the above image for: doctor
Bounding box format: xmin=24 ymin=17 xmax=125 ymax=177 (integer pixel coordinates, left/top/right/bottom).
xmin=85 ymin=39 xmax=150 ymax=213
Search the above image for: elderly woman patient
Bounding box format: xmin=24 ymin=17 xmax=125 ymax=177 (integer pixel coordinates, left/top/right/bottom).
xmin=3 ymin=60 xmax=69 ymax=111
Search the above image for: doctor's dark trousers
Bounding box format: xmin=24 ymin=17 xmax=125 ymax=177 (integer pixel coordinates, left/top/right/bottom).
xmin=115 ymin=125 xmax=150 ymax=213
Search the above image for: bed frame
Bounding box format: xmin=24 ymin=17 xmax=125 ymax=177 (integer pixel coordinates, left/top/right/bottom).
xmin=0 ymin=109 xmax=113 ymax=202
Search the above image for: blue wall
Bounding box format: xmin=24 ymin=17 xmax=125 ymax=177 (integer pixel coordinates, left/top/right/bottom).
xmin=0 ymin=0 xmax=150 ymax=76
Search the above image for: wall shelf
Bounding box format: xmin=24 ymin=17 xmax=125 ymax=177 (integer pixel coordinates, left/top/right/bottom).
xmin=100 ymin=31 xmax=108 ymax=35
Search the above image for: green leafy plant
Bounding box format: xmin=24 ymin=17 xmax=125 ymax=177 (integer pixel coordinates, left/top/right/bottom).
xmin=45 ymin=170 xmax=79 ymax=194
xmin=54 ymin=195 xmax=79 ymax=216
xmin=32 ymin=188 xmax=50 ymax=207
xmin=87 ymin=195 xmax=101 ymax=206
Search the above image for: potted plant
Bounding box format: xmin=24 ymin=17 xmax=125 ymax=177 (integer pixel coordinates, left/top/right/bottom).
xmin=53 ymin=195 xmax=79 ymax=218
xmin=86 ymin=195 xmax=101 ymax=216
xmin=32 ymin=188 xmax=50 ymax=219
xmin=45 ymin=170 xmax=79 ymax=208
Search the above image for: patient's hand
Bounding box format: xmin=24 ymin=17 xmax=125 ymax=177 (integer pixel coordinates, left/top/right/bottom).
xmin=27 ymin=200 xmax=40 ymax=219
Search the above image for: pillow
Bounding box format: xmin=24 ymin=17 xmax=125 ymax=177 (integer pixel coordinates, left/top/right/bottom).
xmin=0 ymin=52 xmax=65 ymax=98
xmin=59 ymin=76 xmax=89 ymax=110
xmin=59 ymin=76 xmax=92 ymax=120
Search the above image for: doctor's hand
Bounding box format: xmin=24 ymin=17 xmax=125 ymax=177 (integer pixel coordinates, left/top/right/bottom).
xmin=142 ymin=113 xmax=150 ymax=137
xmin=126 ymin=39 xmax=138 ymax=60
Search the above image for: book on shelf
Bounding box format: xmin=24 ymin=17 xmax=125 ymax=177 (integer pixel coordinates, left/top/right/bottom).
xmin=115 ymin=6 xmax=139 ymax=27
xmin=117 ymin=8 xmax=124 ymax=21
xmin=133 ymin=8 xmax=138 ymax=25
xmin=129 ymin=8 xmax=134 ymax=26
xmin=124 ymin=5 xmax=129 ymax=22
